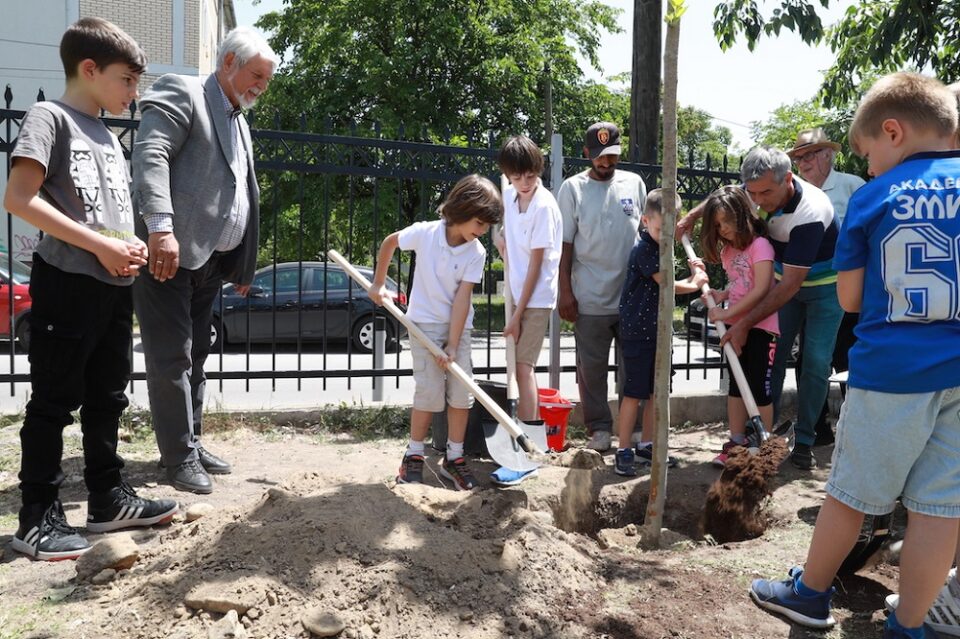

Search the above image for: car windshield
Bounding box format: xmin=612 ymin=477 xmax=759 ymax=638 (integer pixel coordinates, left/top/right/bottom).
xmin=0 ymin=255 xmax=31 ymax=285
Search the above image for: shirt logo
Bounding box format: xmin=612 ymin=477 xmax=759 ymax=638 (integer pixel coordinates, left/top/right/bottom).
xmin=621 ymin=198 xmax=635 ymax=215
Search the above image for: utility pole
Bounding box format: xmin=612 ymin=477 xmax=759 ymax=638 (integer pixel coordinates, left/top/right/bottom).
xmin=629 ymin=0 xmax=663 ymax=164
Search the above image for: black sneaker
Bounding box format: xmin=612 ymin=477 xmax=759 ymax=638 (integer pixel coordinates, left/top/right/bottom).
xmin=635 ymin=443 xmax=679 ymax=468
xmin=790 ymin=443 xmax=817 ymax=470
xmin=87 ymin=481 xmax=178 ymax=533
xmin=439 ymin=457 xmax=479 ymax=491
xmin=12 ymin=500 xmax=92 ymax=561
xmin=397 ymin=454 xmax=425 ymax=484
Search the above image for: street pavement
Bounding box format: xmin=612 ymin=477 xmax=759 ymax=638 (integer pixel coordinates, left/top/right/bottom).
xmin=0 ymin=333 xmax=798 ymax=423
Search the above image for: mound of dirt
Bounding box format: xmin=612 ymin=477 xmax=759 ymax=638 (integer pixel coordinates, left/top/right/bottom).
xmin=0 ymin=422 xmax=905 ymax=638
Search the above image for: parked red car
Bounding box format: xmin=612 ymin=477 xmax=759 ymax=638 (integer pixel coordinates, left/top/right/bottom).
xmin=0 ymin=253 xmax=32 ymax=350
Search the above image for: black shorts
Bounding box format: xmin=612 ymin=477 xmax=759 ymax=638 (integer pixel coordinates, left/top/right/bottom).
xmin=727 ymin=329 xmax=776 ymax=405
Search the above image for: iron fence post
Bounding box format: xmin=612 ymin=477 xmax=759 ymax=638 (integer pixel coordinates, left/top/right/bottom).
xmin=372 ymin=315 xmax=386 ymax=401
xmin=548 ymin=133 xmax=563 ymax=391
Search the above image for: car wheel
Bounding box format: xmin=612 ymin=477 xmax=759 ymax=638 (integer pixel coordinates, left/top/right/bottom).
xmin=210 ymin=317 xmax=226 ymax=350
xmin=352 ymin=315 xmax=395 ymax=353
xmin=15 ymin=317 xmax=30 ymax=352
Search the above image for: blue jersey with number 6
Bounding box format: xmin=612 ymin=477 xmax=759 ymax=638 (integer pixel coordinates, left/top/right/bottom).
xmin=834 ymin=150 xmax=960 ymax=393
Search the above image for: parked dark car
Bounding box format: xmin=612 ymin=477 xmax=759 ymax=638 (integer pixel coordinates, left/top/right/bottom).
xmin=0 ymin=253 xmax=32 ymax=350
xmin=211 ymin=262 xmax=407 ymax=353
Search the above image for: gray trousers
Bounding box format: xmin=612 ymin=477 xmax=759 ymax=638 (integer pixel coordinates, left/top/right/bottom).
xmin=574 ymin=313 xmax=629 ymax=434
xmin=133 ymin=254 xmax=228 ymax=467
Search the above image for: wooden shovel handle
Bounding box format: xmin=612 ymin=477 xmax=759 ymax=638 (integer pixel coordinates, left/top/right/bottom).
xmin=327 ymin=249 xmax=543 ymax=454
xmin=680 ymin=235 xmax=761 ymax=420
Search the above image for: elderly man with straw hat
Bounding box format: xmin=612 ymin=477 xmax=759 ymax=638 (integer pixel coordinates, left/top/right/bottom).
xmin=787 ymin=128 xmax=865 ymax=228
xmin=787 ymin=128 xmax=865 ymax=446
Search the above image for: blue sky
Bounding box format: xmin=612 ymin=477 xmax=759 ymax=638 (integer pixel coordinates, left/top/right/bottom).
xmin=234 ymin=0 xmax=856 ymax=149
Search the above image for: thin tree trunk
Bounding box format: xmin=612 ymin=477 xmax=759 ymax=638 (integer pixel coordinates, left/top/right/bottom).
xmin=643 ymin=0 xmax=683 ymax=549
xmin=629 ymin=0 xmax=662 ymax=163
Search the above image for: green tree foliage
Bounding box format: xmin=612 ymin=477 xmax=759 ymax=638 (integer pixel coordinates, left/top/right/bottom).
xmin=256 ymin=0 xmax=621 ymax=141
xmin=713 ymin=1 xmax=960 ymax=108
xmin=676 ymin=105 xmax=734 ymax=169
xmin=249 ymin=0 xmax=625 ymax=268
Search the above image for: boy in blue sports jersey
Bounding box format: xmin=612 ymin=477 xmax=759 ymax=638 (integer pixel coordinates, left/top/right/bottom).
xmin=750 ymin=72 xmax=960 ymax=639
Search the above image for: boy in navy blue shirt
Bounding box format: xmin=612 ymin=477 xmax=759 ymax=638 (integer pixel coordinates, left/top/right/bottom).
xmin=750 ymin=72 xmax=960 ymax=639
xmin=613 ymin=189 xmax=706 ymax=475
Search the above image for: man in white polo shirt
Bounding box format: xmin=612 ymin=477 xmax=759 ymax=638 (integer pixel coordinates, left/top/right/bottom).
xmin=557 ymin=122 xmax=647 ymax=452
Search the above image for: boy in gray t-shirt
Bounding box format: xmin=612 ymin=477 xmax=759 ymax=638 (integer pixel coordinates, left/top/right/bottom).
xmin=3 ymin=18 xmax=176 ymax=562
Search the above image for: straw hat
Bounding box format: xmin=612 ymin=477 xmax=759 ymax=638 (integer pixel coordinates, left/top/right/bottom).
xmin=786 ymin=127 xmax=841 ymax=159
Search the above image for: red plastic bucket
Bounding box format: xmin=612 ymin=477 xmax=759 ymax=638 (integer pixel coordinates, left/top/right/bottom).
xmin=538 ymin=387 xmax=573 ymax=452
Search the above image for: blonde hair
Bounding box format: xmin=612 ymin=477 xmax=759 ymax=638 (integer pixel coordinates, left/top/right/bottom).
xmin=643 ymin=188 xmax=682 ymax=217
xmin=849 ymin=72 xmax=958 ymax=154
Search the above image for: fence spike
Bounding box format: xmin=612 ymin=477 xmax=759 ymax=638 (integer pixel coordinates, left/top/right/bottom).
xmin=688 ymin=147 xmax=694 ymax=167
xmin=129 ymin=99 xmax=137 ymax=118
xmin=299 ymin=112 xmax=307 ymax=130
xmin=324 ymin=116 xmax=332 ymax=134
xmin=4 ymin=85 xmax=11 ymax=108
xmin=374 ymin=121 xmax=381 ymax=137
xmin=723 ymin=154 xmax=729 ymax=172
xmin=37 ymin=88 xmax=45 ymax=102
xmin=706 ymin=153 xmax=712 ymax=171
xmin=398 ymin=122 xmax=405 ymax=139
xmin=273 ymin=111 xmax=282 ymax=129
xmin=421 ymin=125 xmax=428 ymax=142
xmin=248 ymin=107 xmax=256 ymax=127
xmin=350 ymin=120 xmax=357 ymax=136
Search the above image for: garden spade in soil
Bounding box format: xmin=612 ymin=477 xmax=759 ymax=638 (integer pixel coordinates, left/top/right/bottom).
xmin=681 ymin=235 xmax=792 ymax=543
xmin=483 ymin=236 xmax=547 ymax=478
xmin=681 ymin=235 xmax=795 ymax=453
xmin=327 ymin=250 xmax=545 ymax=472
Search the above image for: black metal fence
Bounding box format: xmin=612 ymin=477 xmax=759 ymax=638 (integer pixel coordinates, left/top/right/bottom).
xmin=0 ymin=89 xmax=742 ymax=397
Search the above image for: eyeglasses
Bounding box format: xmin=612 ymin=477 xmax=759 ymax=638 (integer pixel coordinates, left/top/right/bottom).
xmin=794 ymin=149 xmax=823 ymax=164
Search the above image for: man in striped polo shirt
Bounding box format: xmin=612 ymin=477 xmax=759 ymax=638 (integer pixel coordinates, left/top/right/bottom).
xmin=722 ymin=146 xmax=844 ymax=470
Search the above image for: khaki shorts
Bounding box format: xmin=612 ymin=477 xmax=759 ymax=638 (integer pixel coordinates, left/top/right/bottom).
xmin=515 ymin=308 xmax=551 ymax=366
xmin=410 ymin=322 xmax=474 ymax=412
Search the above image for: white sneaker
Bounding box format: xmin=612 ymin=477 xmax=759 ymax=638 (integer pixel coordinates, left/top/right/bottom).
xmin=586 ymin=431 xmax=612 ymax=452
xmin=885 ymin=571 xmax=960 ymax=637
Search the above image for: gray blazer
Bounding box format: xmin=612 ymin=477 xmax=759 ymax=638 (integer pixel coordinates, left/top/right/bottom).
xmin=132 ymin=73 xmax=259 ymax=285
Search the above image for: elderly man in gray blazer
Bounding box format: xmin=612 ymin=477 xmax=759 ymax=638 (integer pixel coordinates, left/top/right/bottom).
xmin=132 ymin=27 xmax=278 ymax=494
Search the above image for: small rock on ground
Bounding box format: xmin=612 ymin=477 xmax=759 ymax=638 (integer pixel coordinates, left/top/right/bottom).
xmin=76 ymin=534 xmax=139 ymax=580
xmin=301 ymin=609 xmax=346 ymax=637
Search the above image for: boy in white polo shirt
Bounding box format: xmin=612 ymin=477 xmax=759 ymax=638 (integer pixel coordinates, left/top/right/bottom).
xmin=497 ymin=135 xmax=563 ymax=420
xmin=368 ymin=175 xmax=503 ymax=491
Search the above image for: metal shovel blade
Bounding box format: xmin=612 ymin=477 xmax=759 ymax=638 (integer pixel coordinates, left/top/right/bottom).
xmin=483 ymin=419 xmax=547 ymax=473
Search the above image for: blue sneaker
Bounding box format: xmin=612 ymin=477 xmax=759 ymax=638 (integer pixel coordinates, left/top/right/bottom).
xmin=750 ymin=567 xmax=836 ymax=629
xmin=884 ymin=610 xmax=941 ymax=638
xmin=614 ymin=448 xmax=636 ymax=476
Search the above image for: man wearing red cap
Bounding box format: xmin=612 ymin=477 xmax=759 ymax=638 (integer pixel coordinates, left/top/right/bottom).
xmin=557 ymin=122 xmax=647 ymax=452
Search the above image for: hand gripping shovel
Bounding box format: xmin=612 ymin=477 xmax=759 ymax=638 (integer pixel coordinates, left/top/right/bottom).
xmin=680 ymin=235 xmax=795 ymax=453
xmin=482 ymin=238 xmax=548 ymax=475
xmin=327 ymin=250 xmax=545 ymax=471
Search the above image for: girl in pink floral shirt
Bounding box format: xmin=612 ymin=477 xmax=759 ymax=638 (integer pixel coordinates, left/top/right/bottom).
xmin=701 ymin=186 xmax=780 ymax=466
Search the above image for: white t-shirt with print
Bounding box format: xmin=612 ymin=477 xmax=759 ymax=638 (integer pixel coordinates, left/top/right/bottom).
xmin=397 ymin=220 xmax=486 ymax=327
xmin=503 ymin=181 xmax=563 ymax=309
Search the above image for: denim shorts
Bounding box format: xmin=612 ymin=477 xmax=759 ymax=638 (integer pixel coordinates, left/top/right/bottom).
xmin=826 ymin=386 xmax=960 ymax=517
xmin=409 ymin=322 xmax=474 ymax=412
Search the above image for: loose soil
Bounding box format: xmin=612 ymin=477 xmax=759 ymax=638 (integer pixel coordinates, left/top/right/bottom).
xmin=0 ymin=417 xmax=905 ymax=639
